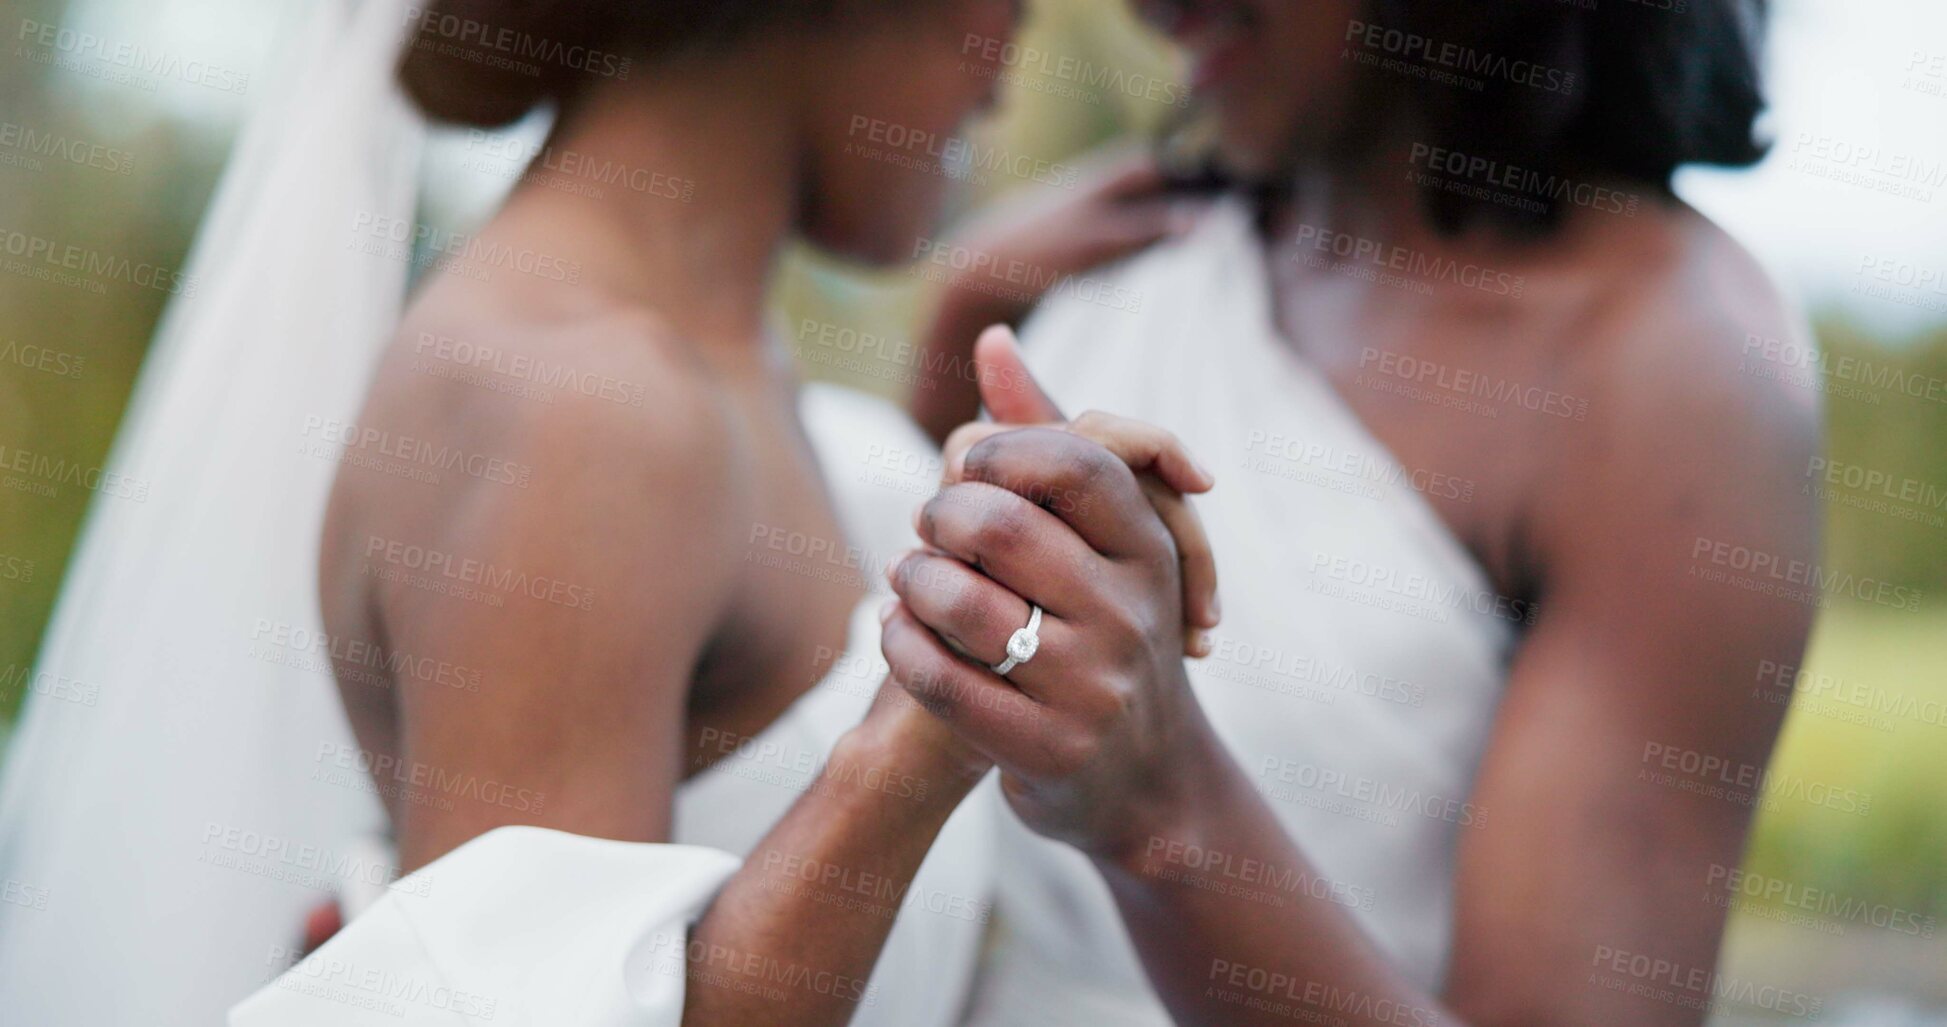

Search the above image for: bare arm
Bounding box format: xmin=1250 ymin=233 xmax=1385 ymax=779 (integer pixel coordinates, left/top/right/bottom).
xmin=1095 ymin=410 xmax=1818 ymax=1027
xmin=685 ymin=687 xmax=988 ymax=1026
xmin=1439 ymin=307 xmax=1821 ymax=1023
xmin=1118 ymin=321 xmax=1818 ymax=1025
xmin=337 ymin=327 xmax=986 ymax=1027
xmin=890 ymin=309 xmax=1819 ymax=1025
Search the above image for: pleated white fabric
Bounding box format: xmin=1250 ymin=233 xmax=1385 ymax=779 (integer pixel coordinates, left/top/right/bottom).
xmin=0 ymin=2 xmax=425 ymax=1024
xmin=963 ymin=199 xmax=1518 ymax=1025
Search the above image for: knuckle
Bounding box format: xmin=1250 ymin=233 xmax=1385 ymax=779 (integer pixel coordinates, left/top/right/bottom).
xmin=1100 ymin=608 xmax=1150 ymax=658
xmin=944 ymin=576 xmax=989 ymax=629
xmin=1075 ymin=441 xmax=1119 ymax=480
xmin=904 ymin=680 xmax=958 ymax=722
xmin=975 ymin=499 xmax=1033 ymax=558
xmin=961 ymin=434 xmax=1005 ymax=480
xmin=1086 ymin=680 xmax=1137 ymax=731
xmin=1074 ymin=446 xmax=1128 ymax=502
xmin=894 ymin=651 xmax=956 ymax=710
xmin=1050 ymin=729 xmax=1102 ymax=777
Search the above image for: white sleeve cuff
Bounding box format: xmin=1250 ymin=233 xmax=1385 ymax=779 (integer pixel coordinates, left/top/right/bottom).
xmin=230 ymin=825 xmax=742 ymax=1026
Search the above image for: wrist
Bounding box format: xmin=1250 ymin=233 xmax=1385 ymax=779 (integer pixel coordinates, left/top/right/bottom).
xmin=839 ymin=700 xmax=989 ymax=808
xmin=1091 ymin=697 xmax=1237 ymax=871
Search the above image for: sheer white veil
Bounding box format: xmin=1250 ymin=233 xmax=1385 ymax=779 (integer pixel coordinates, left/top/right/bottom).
xmin=0 ymin=0 xmax=427 ymax=1022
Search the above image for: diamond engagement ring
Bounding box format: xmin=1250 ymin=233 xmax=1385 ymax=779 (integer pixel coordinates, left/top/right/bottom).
xmin=991 ymin=605 xmax=1043 ymax=676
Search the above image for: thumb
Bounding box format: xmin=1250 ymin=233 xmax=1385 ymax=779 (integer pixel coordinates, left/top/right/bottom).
xmin=975 ymin=324 xmax=1064 ymax=425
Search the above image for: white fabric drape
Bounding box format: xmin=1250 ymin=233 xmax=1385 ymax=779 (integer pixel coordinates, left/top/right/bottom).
xmin=0 ymin=1 xmax=423 ymax=1022
xmin=228 ymin=827 xmax=742 ymax=1025
xmin=0 ymin=1 xmax=999 ymax=1022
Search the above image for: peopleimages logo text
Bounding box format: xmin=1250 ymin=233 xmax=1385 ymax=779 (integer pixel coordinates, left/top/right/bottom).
xmin=402 ymin=6 xmax=631 ymax=80
xmin=1344 ymin=20 xmax=1576 ymax=95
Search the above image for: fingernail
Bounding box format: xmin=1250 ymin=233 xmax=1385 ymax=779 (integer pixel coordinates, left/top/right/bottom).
xmin=1192 ymin=454 xmax=1216 ymax=488
xmin=1209 ymin=591 xmax=1222 ymax=624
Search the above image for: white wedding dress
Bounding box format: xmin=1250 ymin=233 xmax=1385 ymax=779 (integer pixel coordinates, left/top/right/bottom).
xmin=961 ymin=198 xmax=1518 ymax=1025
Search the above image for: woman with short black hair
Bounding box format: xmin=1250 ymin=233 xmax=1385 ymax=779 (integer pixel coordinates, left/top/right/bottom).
xmin=904 ymin=1 xmax=1816 ymax=1024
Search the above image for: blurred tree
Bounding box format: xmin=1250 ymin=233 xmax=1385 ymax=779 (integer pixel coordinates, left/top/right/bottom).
xmin=1818 ymin=322 xmax=1947 ymax=591
xmin=0 ymin=0 xmax=228 ymax=721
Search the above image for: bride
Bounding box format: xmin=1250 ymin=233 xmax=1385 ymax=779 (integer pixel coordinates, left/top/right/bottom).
xmin=0 ymin=1 xmax=1213 ymax=1024
xmin=906 ymin=1 xmax=1821 ymax=1024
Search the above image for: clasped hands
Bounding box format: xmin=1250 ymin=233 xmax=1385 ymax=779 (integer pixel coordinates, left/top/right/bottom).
xmin=881 ymin=326 xmax=1226 ymax=860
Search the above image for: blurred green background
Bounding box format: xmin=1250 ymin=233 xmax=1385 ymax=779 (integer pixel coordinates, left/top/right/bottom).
xmin=2 ymin=0 xmax=1942 ymax=1019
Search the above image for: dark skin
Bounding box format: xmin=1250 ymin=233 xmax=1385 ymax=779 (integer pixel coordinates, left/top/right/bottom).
xmin=319 ymin=6 xmax=1022 ymax=1026
xmin=315 ymin=6 xmax=1224 ymax=1024
xmin=903 ymin=1 xmax=1820 ymax=1021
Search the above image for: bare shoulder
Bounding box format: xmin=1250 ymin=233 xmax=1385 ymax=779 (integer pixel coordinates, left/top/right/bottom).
xmin=402 ymin=297 xmax=736 ymax=493
xmin=1553 ymin=201 xmax=1818 ymax=495
xmin=320 ymin=297 xmax=756 ymax=856
xmin=327 ymin=295 xmax=752 ymax=624
xmin=1530 ymin=201 xmax=1820 ymax=595
xmin=1564 ymin=202 xmax=1815 ymax=437
xmin=387 ymin=300 xmax=737 ymax=481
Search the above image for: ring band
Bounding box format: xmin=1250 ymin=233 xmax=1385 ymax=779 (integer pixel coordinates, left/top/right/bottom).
xmin=991 ymin=605 xmax=1043 ymax=676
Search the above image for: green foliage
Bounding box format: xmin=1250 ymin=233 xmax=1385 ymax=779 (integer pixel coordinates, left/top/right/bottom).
xmin=1741 ymin=605 xmax=1947 ymax=917
xmin=0 ymin=95 xmax=224 ymax=722
xmin=1816 ymin=319 xmax=1947 ymax=591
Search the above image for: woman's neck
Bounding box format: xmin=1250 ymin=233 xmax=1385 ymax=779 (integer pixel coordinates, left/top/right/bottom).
xmin=494 ymin=46 xmax=806 ymax=354
xmin=1270 ymin=134 xmax=1596 ymax=270
xmin=1273 ymin=144 xmax=1456 ymax=257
